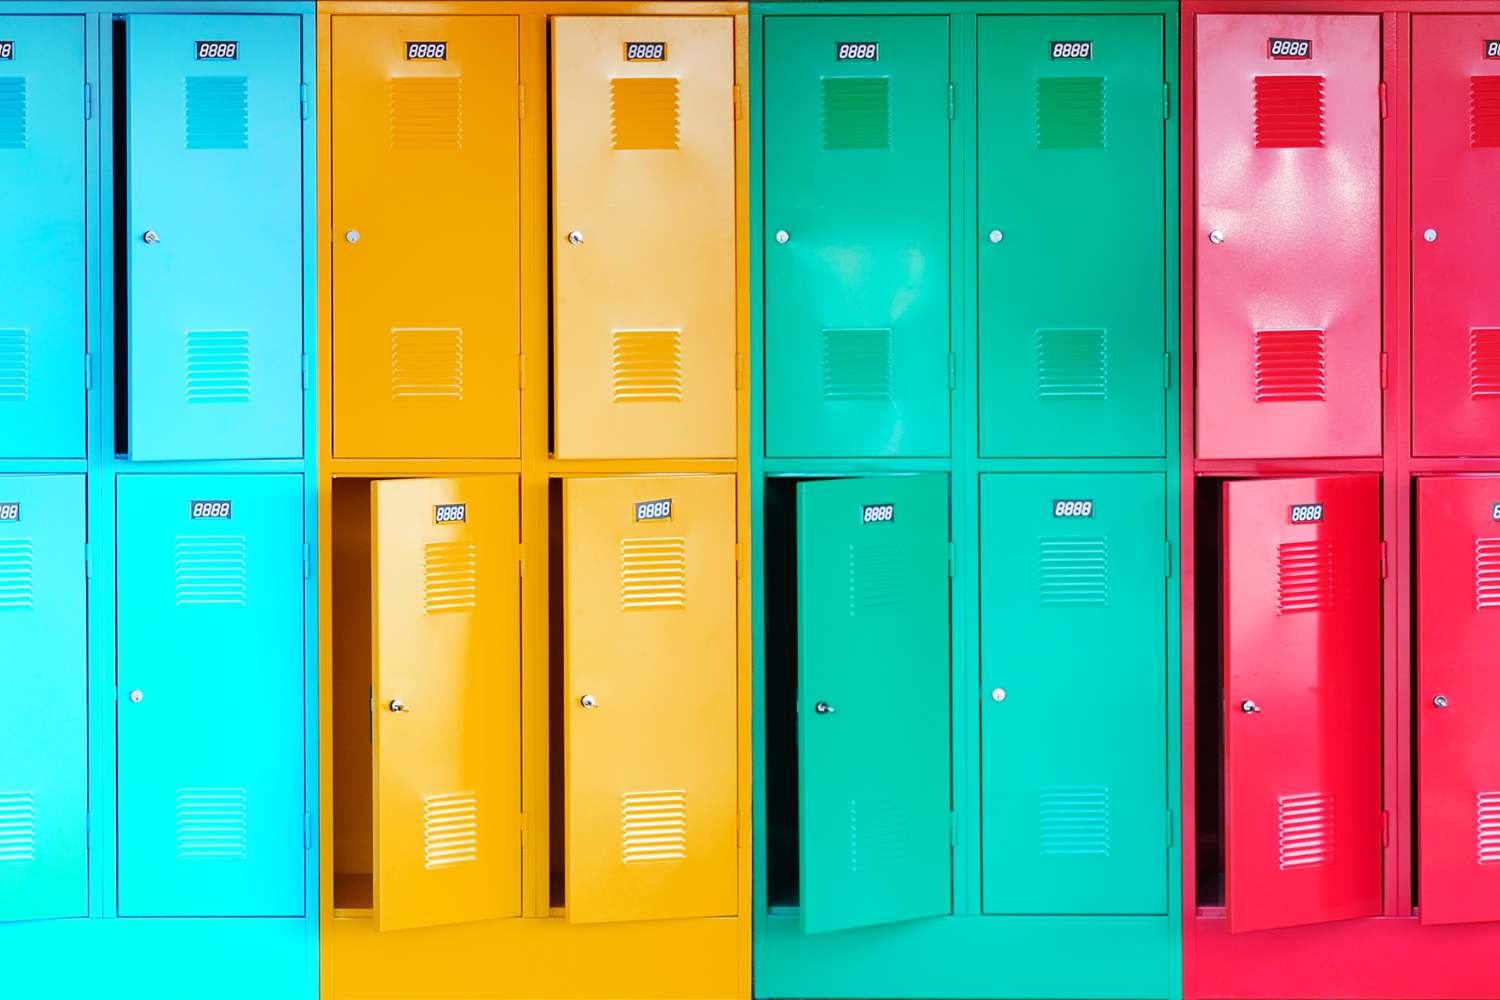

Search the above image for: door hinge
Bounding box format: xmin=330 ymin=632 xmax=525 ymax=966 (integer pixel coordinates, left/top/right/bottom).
xmin=947 ymin=82 xmax=956 ymax=120
xmin=300 ymin=353 xmax=310 ymax=391
xmin=519 ymin=814 xmax=528 ymax=849
xmin=299 ymin=83 xmax=309 ymax=121
xmin=947 ymin=352 xmax=957 ymax=390
xmin=302 ymin=542 xmax=311 ymax=580
xmin=734 ymin=353 xmax=745 ymax=391
xmin=1163 ymin=353 xmax=1173 ymax=390
xmin=84 ymin=543 xmax=93 ymax=579
xmin=84 ymin=352 xmax=93 ymax=391
xmin=84 ymin=83 xmax=92 ymax=121
xmin=1379 ymin=81 xmax=1388 ymax=119
xmin=1167 ymin=809 xmax=1175 ymax=847
xmin=1380 ymin=541 xmax=1388 ymax=579
xmin=736 ymin=811 xmax=745 ymax=847
xmin=368 ymin=686 xmax=374 ymax=744
xmin=518 ymin=84 xmax=526 ymax=120
xmin=1381 ymin=809 xmax=1390 ymax=847
xmin=518 ymin=353 xmax=527 ymax=391
xmin=518 ymin=552 xmax=526 ymax=579
xmin=1163 ymin=82 xmax=1171 ymax=119
xmin=85 ymin=813 xmax=92 ymax=850
xmin=735 ymin=543 xmax=744 ymax=579
xmin=1164 ymin=540 xmax=1173 ymax=578
xmin=947 ymin=541 xmax=955 ymax=578
xmin=733 ymin=84 xmax=742 ymax=121
xmin=949 ymin=811 xmax=958 ymax=846
xmin=1379 ymin=352 xmax=1388 ymax=390
xmin=303 ymin=813 xmax=312 ymax=850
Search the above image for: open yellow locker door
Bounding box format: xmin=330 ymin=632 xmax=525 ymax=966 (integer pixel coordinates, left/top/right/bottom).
xmin=371 ymin=476 xmax=521 ymax=931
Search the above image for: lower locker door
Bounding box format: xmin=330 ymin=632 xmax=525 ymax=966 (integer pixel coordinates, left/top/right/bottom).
xmin=0 ymin=475 xmax=87 ymax=921
xmin=1416 ymin=476 xmax=1500 ymax=925
xmin=116 ymin=474 xmax=305 ymax=916
xmin=796 ymin=474 xmax=952 ymax=934
xmin=564 ymin=475 xmax=737 ymax=923
xmin=1222 ymin=475 xmax=1381 ymax=933
xmin=371 ymin=477 xmax=521 ymax=931
xmin=979 ymin=473 xmax=1167 ymax=914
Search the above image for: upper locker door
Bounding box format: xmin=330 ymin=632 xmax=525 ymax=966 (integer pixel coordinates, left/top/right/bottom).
xmin=332 ymin=17 xmax=520 ymax=460
xmin=764 ymin=17 xmax=950 ymax=459
xmin=1196 ymin=16 xmax=1381 ymax=459
xmin=126 ymin=16 xmax=302 ymax=461
xmin=977 ymin=16 xmax=1165 ymax=458
xmin=552 ymin=18 xmax=735 ymax=460
xmin=979 ymin=474 xmax=1167 ymax=914
xmin=797 ymin=475 xmax=951 ymax=933
xmin=371 ymin=477 xmax=521 ymax=931
xmin=1222 ymin=475 xmax=1381 ymax=933
xmin=564 ymin=475 xmax=736 ymax=923
xmin=0 ymin=17 xmax=85 ymax=459
xmin=1412 ymin=17 xmax=1500 ymax=457
xmin=1416 ymin=476 xmax=1500 ymax=925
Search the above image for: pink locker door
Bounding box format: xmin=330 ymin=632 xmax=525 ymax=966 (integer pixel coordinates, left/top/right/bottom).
xmin=1222 ymin=475 xmax=1382 ymax=933
xmin=1416 ymin=476 xmax=1500 ymax=925
xmin=1196 ymin=16 xmax=1382 ymax=459
xmin=1412 ymin=17 xmax=1500 ymax=457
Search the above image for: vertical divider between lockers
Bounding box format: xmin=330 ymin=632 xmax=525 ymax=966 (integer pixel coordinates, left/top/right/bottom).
xmin=953 ymin=8 xmax=975 ymax=919
xmin=734 ymin=12 xmax=755 ymax=993
xmin=1163 ymin=10 xmax=1184 ymax=993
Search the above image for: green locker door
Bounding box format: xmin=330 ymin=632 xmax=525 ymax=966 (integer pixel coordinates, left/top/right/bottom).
xmin=979 ymin=473 xmax=1167 ymax=914
xmin=977 ymin=16 xmax=1165 ymax=458
xmin=764 ymin=17 xmax=951 ymax=459
xmin=796 ymin=474 xmax=951 ymax=933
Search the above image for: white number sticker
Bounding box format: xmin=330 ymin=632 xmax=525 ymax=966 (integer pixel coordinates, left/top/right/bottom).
xmin=1050 ymin=41 xmax=1092 ymax=60
xmin=1053 ymin=500 xmax=1094 ymax=518
xmin=862 ymin=504 xmax=895 ymax=524
xmin=625 ymin=41 xmax=666 ymax=62
xmin=190 ymin=500 xmax=232 ymax=519
xmin=434 ymin=503 xmax=467 ymax=524
xmin=1289 ymin=503 xmax=1324 ymax=524
xmin=635 ymin=499 xmax=673 ymax=522
xmin=405 ymin=41 xmax=448 ymax=60
xmin=0 ymin=502 xmax=18 ymax=521
xmin=195 ymin=40 xmax=238 ymax=60
xmin=836 ymin=42 xmax=879 ymax=61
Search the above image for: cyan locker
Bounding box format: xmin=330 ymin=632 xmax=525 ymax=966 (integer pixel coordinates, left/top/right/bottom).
xmin=116 ymin=474 xmax=304 ymax=916
xmin=0 ymin=16 xmax=86 ymax=459
xmin=0 ymin=475 xmax=87 ymax=922
xmin=126 ymin=15 xmax=303 ymax=461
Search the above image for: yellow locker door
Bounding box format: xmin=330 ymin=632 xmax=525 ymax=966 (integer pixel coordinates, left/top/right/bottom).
xmin=552 ymin=17 xmax=736 ymax=460
xmin=563 ymin=475 xmax=738 ymax=923
xmin=371 ymin=476 xmax=521 ymax=931
xmin=332 ymin=17 xmax=521 ymax=460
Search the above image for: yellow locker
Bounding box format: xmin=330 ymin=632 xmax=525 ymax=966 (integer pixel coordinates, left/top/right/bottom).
xmin=332 ymin=17 xmax=522 ymax=460
xmin=371 ymin=476 xmax=521 ymax=931
xmin=552 ymin=17 xmax=736 ymax=460
xmin=563 ymin=474 xmax=737 ymax=923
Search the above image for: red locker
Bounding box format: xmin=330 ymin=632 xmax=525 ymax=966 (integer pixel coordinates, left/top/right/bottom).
xmin=1196 ymin=15 xmax=1382 ymax=459
xmin=1416 ymin=476 xmax=1500 ymax=925
xmin=1412 ymin=16 xmax=1500 ymax=458
xmin=1222 ymin=475 xmax=1382 ymax=934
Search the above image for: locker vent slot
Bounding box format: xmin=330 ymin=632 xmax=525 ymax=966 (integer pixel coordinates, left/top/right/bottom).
xmin=1479 ymin=792 xmax=1500 ymax=866
xmin=1468 ymin=329 xmax=1500 ymax=399
xmin=1277 ymin=540 xmax=1333 ymax=614
xmin=173 ymin=536 xmax=248 ymax=607
xmin=0 ymin=77 xmax=25 ymax=149
xmin=820 ymin=77 xmax=891 ymax=150
xmin=389 ymin=76 xmax=463 ymax=151
xmin=1253 ymin=75 xmax=1325 ymax=148
xmin=423 ymin=541 xmax=478 ymax=614
xmin=1475 ymin=539 xmax=1500 ymax=610
xmin=849 ymin=797 xmax=913 ymax=873
xmin=185 ymin=331 xmax=252 ymax=405
xmin=611 ymin=330 xmax=683 ymax=403
xmin=822 ymin=328 xmax=893 ymax=401
xmin=184 ymin=77 xmax=249 ymax=150
xmin=1039 ymin=537 xmax=1109 ymax=607
xmin=1034 ymin=77 xmax=1105 ymax=149
xmin=423 ymin=792 xmax=478 ymax=869
xmin=176 ymin=787 xmax=248 ymax=860
xmin=1039 ymin=786 xmax=1110 ymax=857
xmin=1471 ymin=77 xmax=1500 ymax=148
xmin=0 ymin=539 xmax=34 ymax=611
xmin=391 ymin=328 xmax=464 ymax=400
xmin=0 ymin=329 xmax=28 ymax=401
xmin=620 ymin=538 xmax=687 ymax=611
xmin=610 ymin=77 xmax=679 ymax=151
xmin=847 ymin=543 xmax=904 ymax=617
xmin=1254 ymin=329 xmax=1326 ymax=402
xmin=0 ymin=792 xmax=35 ymax=863
xmin=621 ymin=789 xmax=687 ymax=864
xmin=1036 ymin=329 xmax=1108 ymax=399
xmin=1277 ymin=792 xmax=1334 ymax=870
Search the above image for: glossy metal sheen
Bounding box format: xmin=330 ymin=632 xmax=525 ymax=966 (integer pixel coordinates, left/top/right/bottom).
xmin=1196 ymin=15 xmax=1382 ymax=459
xmin=796 ymin=474 xmax=951 ymax=934
xmin=1222 ymin=475 xmax=1381 ymax=934
xmin=763 ymin=16 xmax=951 ymax=458
xmin=1412 ymin=15 xmax=1500 ymax=458
xmin=1416 ymin=476 xmax=1500 ymax=925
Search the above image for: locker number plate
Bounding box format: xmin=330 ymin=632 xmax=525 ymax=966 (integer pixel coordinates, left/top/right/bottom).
xmin=1267 ymin=37 xmax=1311 ymax=59
xmin=406 ymin=41 xmax=447 ymax=60
xmin=1289 ymin=503 xmax=1324 ymax=524
xmin=434 ymin=503 xmax=467 ymax=525
xmin=195 ymin=41 xmax=238 ymax=60
xmin=625 ymin=42 xmax=666 ymax=62
xmin=1053 ymin=500 xmax=1094 ymax=518
xmin=190 ymin=500 xmax=232 ymax=519
xmin=635 ymin=499 xmax=673 ymax=522
xmin=1050 ymin=41 xmax=1093 ymax=60
xmin=836 ymin=42 xmax=879 ymax=61
xmin=1492 ymin=503 xmax=1500 ymax=520
xmin=1487 ymin=40 xmax=1500 ymax=59
xmin=862 ymin=504 xmax=895 ymax=524
xmin=0 ymin=42 xmax=13 ymax=60
xmin=0 ymin=503 xmax=18 ymax=521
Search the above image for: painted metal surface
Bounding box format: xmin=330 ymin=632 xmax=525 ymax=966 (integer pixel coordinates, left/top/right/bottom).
xmin=1195 ymin=14 xmax=1381 ymax=460
xmin=331 ymin=15 xmax=521 ymax=460
xmin=1416 ymin=475 xmax=1500 ymax=926
xmin=796 ymin=473 xmax=951 ymax=934
xmin=0 ymin=15 xmax=85 ymax=459
xmin=116 ymin=473 xmax=305 ymax=916
xmin=563 ymin=474 xmax=737 ymax=924
xmin=1221 ymin=474 xmax=1381 ymax=934
xmin=552 ymin=16 xmax=735 ymax=460
xmin=1412 ymin=15 xmax=1500 ymax=458
xmin=977 ymin=15 xmax=1165 ymax=459
xmin=0 ymin=474 xmax=87 ymax=922
xmin=127 ymin=13 xmax=303 ymax=461
xmin=763 ymin=15 xmax=951 ymax=459
xmin=979 ymin=472 xmax=1167 ymax=915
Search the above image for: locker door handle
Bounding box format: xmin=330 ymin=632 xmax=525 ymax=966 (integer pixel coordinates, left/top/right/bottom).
xmin=567 ymin=230 xmax=584 ymax=246
xmin=142 ymin=230 xmax=161 ymax=245
xmin=814 ymin=701 xmax=835 ymax=714
xmin=1240 ymin=699 xmax=1261 ymax=714
xmin=388 ymin=699 xmax=410 ymax=713
xmin=579 ymin=694 xmax=598 ymax=709
xmin=1433 ymin=695 xmax=1449 ymax=708
xmin=1208 ymin=229 xmax=1225 ymax=245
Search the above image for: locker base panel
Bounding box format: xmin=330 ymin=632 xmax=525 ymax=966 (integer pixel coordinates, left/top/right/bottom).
xmin=330 ymin=913 xmax=741 ymax=1000
xmin=754 ymin=914 xmax=1175 ymax=999
xmin=0 ymin=917 xmax=313 ymax=999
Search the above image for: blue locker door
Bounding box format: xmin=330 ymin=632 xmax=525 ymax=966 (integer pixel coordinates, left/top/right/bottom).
xmin=126 ymin=16 xmax=303 ymax=461
xmin=116 ymin=474 xmax=304 ymax=916
xmin=0 ymin=17 xmax=86 ymax=459
xmin=0 ymin=475 xmax=87 ymax=921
